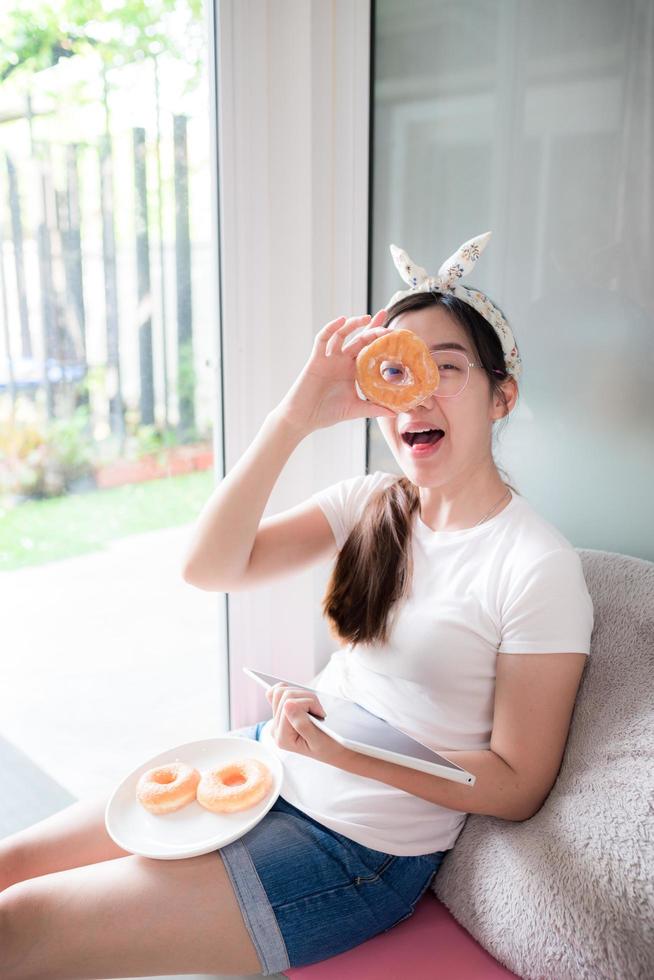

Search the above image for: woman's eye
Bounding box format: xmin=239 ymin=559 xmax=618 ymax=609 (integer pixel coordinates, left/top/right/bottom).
xmin=380 ymin=360 xmax=405 ymax=382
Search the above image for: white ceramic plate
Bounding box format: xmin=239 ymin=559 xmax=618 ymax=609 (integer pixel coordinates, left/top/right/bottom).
xmin=105 ymin=736 xmax=283 ymax=860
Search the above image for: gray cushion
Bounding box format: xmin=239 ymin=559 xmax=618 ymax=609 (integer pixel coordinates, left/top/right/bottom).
xmin=431 ymin=548 xmax=654 ymax=980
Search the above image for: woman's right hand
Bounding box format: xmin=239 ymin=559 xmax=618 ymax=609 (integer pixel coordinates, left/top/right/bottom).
xmin=274 ymin=310 xmax=398 ymax=435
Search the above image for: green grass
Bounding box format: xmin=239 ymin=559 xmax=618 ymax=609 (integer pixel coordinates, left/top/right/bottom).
xmin=0 ymin=469 xmax=215 ymax=571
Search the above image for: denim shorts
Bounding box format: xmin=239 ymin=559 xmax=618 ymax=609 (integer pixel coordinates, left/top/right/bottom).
xmin=217 ymin=720 xmax=447 ymax=975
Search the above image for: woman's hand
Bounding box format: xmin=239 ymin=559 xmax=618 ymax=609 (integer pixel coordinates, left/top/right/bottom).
xmin=265 ymin=683 xmax=349 ymax=768
xmin=273 ymin=310 xmax=397 ymax=436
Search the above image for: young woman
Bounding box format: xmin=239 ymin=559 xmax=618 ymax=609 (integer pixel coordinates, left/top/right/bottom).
xmin=0 ymin=237 xmax=594 ymax=979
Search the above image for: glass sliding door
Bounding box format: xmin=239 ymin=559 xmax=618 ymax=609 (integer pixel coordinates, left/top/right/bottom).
xmin=0 ymin=0 xmax=224 ymax=812
xmin=368 ymin=0 xmax=653 ymax=561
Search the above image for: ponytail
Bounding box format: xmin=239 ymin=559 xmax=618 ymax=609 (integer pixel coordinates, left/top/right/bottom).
xmin=321 ymin=477 xmax=420 ymax=647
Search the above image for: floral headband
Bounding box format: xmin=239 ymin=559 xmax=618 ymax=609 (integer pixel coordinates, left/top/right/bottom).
xmin=385 ymin=231 xmax=522 ymax=380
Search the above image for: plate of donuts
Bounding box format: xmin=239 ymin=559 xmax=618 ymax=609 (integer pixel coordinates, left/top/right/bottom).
xmin=104 ymin=736 xmax=283 ymax=859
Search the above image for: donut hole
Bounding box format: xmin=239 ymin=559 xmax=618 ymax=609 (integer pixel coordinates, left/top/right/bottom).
xmin=379 ymin=359 xmax=405 ymax=383
xmin=153 ymin=770 xmax=177 ymax=784
xmin=380 ymin=359 xmax=413 ymax=385
xmin=222 ymin=768 xmax=247 ymax=787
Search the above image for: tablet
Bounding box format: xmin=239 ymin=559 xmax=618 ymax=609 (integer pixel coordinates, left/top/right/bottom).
xmin=243 ymin=666 xmax=476 ymax=787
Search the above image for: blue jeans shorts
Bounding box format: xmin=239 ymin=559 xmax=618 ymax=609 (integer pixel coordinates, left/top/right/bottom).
xmin=217 ymin=720 xmax=448 ymax=975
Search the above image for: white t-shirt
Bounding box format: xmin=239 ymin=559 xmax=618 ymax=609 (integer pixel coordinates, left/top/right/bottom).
xmin=259 ymin=470 xmax=594 ymax=856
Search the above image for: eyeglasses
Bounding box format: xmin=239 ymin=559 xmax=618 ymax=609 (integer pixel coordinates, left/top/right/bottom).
xmin=379 ymin=349 xmax=480 ymax=398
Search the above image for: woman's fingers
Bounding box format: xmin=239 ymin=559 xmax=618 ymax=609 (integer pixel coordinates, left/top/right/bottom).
xmin=316 ymin=314 xmax=369 ymax=355
xmin=267 ymin=684 xmax=326 ymax=725
xmin=315 ymin=316 xmax=347 ymax=352
xmin=282 ymin=696 xmax=326 ymax=719
xmin=265 ymin=683 xmax=284 ymax=719
xmin=324 ymin=315 xmax=371 ymax=356
xmin=323 ymin=310 xmax=388 ymax=357
xmin=341 ymin=324 xmax=388 ymax=354
xmin=279 ymin=689 xmax=325 ymax=719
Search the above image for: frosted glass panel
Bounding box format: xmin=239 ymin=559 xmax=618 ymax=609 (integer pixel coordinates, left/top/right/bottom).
xmin=369 ymin=0 xmax=654 ymax=561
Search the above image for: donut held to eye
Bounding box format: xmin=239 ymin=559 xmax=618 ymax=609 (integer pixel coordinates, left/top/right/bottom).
xmin=136 ymin=762 xmax=201 ymax=815
xmin=355 ymin=328 xmax=439 ymax=412
xmin=196 ymin=758 xmax=274 ymax=814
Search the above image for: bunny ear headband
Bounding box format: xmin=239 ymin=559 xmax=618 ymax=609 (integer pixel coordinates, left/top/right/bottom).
xmin=386 ymin=231 xmax=522 ymax=380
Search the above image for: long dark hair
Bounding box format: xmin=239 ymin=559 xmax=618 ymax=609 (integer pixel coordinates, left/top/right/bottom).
xmin=321 ymin=289 xmax=520 ymax=648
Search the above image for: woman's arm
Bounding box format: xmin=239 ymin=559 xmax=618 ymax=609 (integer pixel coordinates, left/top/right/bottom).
xmin=336 ymin=746 xmax=527 ymax=821
xmin=181 ymin=409 xmax=306 ymax=590
xmin=182 ymin=312 xmax=393 ymax=591
xmin=335 ymin=650 xmax=588 ymax=822
xmin=271 ymin=688 xmax=527 ymax=821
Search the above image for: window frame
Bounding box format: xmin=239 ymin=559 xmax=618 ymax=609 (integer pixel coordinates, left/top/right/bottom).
xmin=214 ymin=0 xmax=373 ymax=728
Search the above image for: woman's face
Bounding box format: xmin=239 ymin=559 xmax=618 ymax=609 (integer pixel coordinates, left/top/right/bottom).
xmin=375 ymin=305 xmax=516 ymax=488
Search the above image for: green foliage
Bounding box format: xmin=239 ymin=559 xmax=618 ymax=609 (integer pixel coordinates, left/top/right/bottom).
xmin=0 ymin=468 xmax=214 ymax=570
xmin=0 ymin=402 xmax=187 ymax=498
xmin=0 ymin=404 xmax=95 ymax=498
xmin=177 ymin=338 xmax=199 ymax=442
xmin=134 ymin=423 xmax=180 ymax=460
xmin=49 ymin=404 xmax=94 ymax=473
xmin=0 ymin=0 xmax=204 ymax=82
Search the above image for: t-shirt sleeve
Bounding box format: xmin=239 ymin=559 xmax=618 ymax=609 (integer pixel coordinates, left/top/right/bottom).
xmin=498 ymin=548 xmax=594 ymax=655
xmin=311 ymin=470 xmax=398 ymax=551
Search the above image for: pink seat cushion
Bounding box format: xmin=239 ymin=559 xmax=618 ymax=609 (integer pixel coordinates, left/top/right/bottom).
xmin=283 ymin=891 xmax=520 ymax=979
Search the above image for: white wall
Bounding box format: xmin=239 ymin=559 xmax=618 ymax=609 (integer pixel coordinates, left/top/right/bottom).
xmin=368 ymin=0 xmax=654 ymax=561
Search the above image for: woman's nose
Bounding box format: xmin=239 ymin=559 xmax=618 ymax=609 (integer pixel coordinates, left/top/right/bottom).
xmin=416 ymin=388 xmax=438 ymax=409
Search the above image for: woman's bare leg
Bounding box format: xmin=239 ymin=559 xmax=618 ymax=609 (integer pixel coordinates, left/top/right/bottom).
xmin=0 ymin=847 xmax=264 ymax=979
xmin=0 ymin=792 xmax=131 ymax=891
xmin=1 ymin=725 xmax=262 ymax=890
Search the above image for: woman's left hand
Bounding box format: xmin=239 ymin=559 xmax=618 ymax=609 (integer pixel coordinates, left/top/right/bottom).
xmin=265 ymin=683 xmax=349 ymax=768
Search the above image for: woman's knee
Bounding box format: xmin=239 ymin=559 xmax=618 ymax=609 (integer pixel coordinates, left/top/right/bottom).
xmin=0 ymin=841 xmax=26 ymax=893
xmin=0 ymin=879 xmax=44 ymax=979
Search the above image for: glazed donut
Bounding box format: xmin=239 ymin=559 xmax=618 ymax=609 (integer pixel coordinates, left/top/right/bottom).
xmin=136 ymin=761 xmax=201 ymax=815
xmin=196 ymin=758 xmax=273 ymax=814
xmin=355 ymin=328 xmax=439 ymax=412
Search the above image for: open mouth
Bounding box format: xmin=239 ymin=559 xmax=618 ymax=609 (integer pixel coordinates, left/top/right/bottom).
xmin=401 ymin=429 xmax=445 ymax=447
